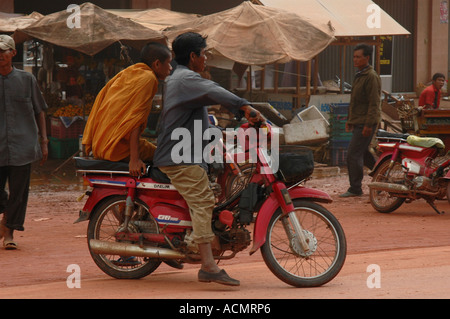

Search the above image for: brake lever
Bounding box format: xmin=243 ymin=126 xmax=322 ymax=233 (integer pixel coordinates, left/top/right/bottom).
xmin=249 ymin=110 xmax=263 ymax=128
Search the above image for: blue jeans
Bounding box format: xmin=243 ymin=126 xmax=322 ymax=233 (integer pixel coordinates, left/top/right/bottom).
xmin=346 ymin=125 xmax=376 ymax=194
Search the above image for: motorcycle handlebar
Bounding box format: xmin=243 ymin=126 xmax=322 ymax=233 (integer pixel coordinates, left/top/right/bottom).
xmin=249 ymin=110 xmax=265 ymax=128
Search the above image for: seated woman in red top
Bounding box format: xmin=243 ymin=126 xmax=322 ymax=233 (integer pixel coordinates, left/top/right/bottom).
xmin=419 ymin=73 xmax=446 ymax=109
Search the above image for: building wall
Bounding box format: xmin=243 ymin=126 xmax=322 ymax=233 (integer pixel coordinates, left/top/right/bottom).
xmin=415 ymin=0 xmax=449 ymax=85
xmin=0 ymin=0 xmax=14 ymax=13
xmin=375 ymin=0 xmax=415 ymax=93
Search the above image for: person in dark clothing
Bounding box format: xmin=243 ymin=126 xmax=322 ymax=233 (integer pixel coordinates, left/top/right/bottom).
xmin=340 ymin=43 xmax=381 ymax=198
xmin=0 ymin=35 xmax=48 ymax=249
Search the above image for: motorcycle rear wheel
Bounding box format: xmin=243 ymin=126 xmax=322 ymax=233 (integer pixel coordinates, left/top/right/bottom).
xmin=261 ymin=200 xmax=346 ymax=287
xmin=87 ymin=196 xmax=162 ymax=279
xmin=369 ymin=160 xmax=406 ymax=213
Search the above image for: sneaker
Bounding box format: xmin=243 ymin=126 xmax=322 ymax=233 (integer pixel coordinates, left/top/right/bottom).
xmin=339 ymin=190 xmax=362 ymax=198
xmin=198 ymin=269 xmax=240 ymax=286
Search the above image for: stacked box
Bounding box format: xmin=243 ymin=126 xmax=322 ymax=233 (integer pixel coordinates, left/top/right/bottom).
xmin=49 ymin=136 xmax=79 ymax=159
xmin=329 ymin=103 xmax=350 ymax=166
xmin=50 ymin=117 xmax=85 ymax=139
xmin=49 ymin=117 xmax=84 ymax=159
xmin=330 ymin=147 xmax=348 ymax=167
xmin=283 ymin=119 xmax=329 ymax=146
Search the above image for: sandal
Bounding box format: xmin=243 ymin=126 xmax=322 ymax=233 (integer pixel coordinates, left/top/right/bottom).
xmin=4 ymin=240 xmax=17 ymax=250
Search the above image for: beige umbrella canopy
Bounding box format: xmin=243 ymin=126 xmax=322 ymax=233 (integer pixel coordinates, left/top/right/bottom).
xmin=13 ymin=2 xmax=165 ymax=56
xmin=164 ymin=1 xmax=335 ymax=66
xmin=0 ymin=11 xmax=43 ymax=33
xmin=107 ymin=8 xmax=200 ymax=31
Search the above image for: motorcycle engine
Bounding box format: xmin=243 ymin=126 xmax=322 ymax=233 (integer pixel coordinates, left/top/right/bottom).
xmin=413 ymin=176 xmax=438 ymax=192
xmin=216 ymin=227 xmax=251 ymax=253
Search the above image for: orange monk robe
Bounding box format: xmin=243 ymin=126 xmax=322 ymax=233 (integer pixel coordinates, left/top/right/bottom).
xmin=82 ymin=63 xmax=157 ymax=161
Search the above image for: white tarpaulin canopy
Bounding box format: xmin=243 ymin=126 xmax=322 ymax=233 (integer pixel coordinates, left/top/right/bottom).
xmin=107 ymin=8 xmax=200 ymax=31
xmin=13 ymin=2 xmax=165 ymax=56
xmin=164 ymin=1 xmax=336 ymax=66
xmin=0 ymin=11 xmax=43 ymax=33
xmin=254 ymin=0 xmax=410 ymax=37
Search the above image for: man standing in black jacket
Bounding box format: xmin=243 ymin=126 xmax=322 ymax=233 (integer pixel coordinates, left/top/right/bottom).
xmin=340 ymin=43 xmax=381 ymax=198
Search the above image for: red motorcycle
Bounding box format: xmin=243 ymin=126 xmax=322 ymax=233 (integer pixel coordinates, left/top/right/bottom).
xmin=369 ymin=130 xmax=450 ymax=214
xmin=75 ymin=120 xmax=346 ymax=287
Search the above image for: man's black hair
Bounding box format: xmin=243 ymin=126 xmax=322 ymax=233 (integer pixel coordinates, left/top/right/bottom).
xmin=172 ymin=32 xmax=207 ymax=66
xmin=140 ymin=42 xmax=171 ymax=67
xmin=432 ymin=72 xmax=445 ymax=81
xmin=354 ymin=43 xmax=373 ymax=59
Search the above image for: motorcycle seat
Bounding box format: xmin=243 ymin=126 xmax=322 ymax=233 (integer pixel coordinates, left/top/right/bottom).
xmin=74 ymin=156 xmax=133 ymax=172
xmin=376 ymin=129 xmax=409 ymax=140
xmin=74 ymin=157 xmax=172 ymax=183
xmin=149 ymin=167 xmax=171 ymax=184
xmin=406 ymin=135 xmax=445 ymax=149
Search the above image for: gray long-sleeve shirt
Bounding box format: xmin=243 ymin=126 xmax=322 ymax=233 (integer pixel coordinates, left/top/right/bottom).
xmin=153 ymin=65 xmax=249 ymax=168
xmin=0 ymin=68 xmax=48 ymax=166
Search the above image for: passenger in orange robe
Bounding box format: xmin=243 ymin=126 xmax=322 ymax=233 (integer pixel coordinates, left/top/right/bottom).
xmin=82 ymin=42 xmax=172 ymax=176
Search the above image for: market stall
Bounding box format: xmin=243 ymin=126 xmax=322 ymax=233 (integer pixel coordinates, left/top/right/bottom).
xmin=13 ymin=2 xmax=165 ymax=56
xmin=12 ymin=2 xmax=165 ymax=159
xmin=164 ymin=1 xmax=335 ymax=109
xmin=414 ymin=109 xmax=450 ymax=152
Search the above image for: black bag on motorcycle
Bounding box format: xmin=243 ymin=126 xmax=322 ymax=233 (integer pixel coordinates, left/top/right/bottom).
xmin=275 ymin=145 xmax=314 ymax=183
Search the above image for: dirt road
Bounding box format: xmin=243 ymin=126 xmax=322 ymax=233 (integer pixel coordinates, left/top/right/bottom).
xmin=0 ymin=160 xmax=449 ymax=301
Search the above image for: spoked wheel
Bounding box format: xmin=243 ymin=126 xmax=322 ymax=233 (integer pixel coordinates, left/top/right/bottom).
xmin=261 ymin=200 xmax=346 ymax=287
xmin=87 ymin=196 xmax=162 ymax=279
xmin=369 ymin=160 xmax=406 ymax=213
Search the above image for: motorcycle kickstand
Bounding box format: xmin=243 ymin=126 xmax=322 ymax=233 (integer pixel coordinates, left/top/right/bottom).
xmin=426 ymin=199 xmax=445 ymax=215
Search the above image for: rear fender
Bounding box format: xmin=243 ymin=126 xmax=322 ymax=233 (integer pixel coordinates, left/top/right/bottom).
xmin=369 ymin=152 xmax=393 ymax=177
xmin=75 ymin=187 xmax=126 ymax=223
xmin=249 ymin=186 xmax=332 ymax=254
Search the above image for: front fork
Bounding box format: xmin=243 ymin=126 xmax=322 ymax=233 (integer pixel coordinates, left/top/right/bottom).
xmin=273 ymin=181 xmax=310 ymax=253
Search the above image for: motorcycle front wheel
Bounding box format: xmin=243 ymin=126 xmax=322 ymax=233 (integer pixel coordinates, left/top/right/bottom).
xmin=87 ymin=196 xmax=162 ymax=279
xmin=260 ymin=200 xmax=346 ymax=287
xmin=369 ymin=160 xmax=406 ymax=213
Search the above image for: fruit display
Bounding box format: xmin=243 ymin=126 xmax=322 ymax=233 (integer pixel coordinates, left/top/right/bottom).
xmin=49 ymin=93 xmax=95 ymax=117
xmin=53 ymin=104 xmax=83 ymax=117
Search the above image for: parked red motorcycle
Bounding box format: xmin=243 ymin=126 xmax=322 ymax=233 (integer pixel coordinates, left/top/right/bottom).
xmin=75 ymin=120 xmax=346 ymax=287
xmin=369 ymin=130 xmax=450 ymax=214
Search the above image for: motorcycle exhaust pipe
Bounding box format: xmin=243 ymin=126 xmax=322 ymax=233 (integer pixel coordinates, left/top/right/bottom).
xmin=89 ymin=239 xmax=186 ymax=260
xmin=368 ymin=182 xmax=410 ymax=193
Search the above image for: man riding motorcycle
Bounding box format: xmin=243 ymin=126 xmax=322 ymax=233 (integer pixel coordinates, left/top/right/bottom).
xmin=153 ymin=32 xmax=262 ymax=286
